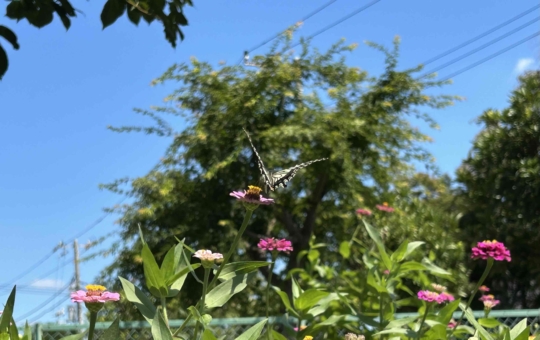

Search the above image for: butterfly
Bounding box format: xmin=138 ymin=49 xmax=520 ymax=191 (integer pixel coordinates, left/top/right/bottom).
xmin=243 ymin=128 xmax=328 ymax=191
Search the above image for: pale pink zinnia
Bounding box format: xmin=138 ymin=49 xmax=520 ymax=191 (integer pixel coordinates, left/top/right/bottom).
xmin=258 ymin=238 xmax=293 ymax=252
xmin=71 ymin=284 xmax=120 ymax=303
xmin=431 ymin=283 xmax=447 ymax=292
xmin=448 ymin=320 xmax=457 ymax=329
xmin=356 ymin=208 xmax=372 ymax=216
xmin=471 ymin=240 xmax=511 ymax=262
xmin=375 ymin=202 xmax=394 ymax=213
xmin=230 ymin=186 xmax=274 ymax=205
xmin=479 ymin=294 xmax=500 ymax=309
xmin=193 ymin=249 xmax=224 ymax=261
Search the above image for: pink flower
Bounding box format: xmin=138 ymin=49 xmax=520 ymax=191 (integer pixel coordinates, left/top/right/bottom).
xmin=479 ymin=285 xmax=490 ymax=293
xmin=471 ymin=240 xmax=511 ymax=261
xmin=479 ymin=294 xmax=500 ymax=309
xmin=294 ymin=325 xmax=307 ymax=331
xmin=193 ymin=249 xmax=223 ymax=261
xmin=448 ymin=320 xmax=457 ymax=329
xmin=437 ymin=292 xmax=455 ymax=303
xmin=230 ymin=186 xmax=274 ymax=205
xmin=258 ymin=238 xmax=293 ymax=253
xmin=356 ymin=208 xmax=372 ymax=216
xmin=383 ymin=269 xmax=390 ymax=275
xmin=417 ymin=290 xmax=439 ymax=302
xmin=375 ymin=202 xmax=394 ymax=213
xmin=71 ymin=285 xmax=120 ymax=303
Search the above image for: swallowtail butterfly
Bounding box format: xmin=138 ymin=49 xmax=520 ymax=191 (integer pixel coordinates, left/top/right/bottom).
xmin=243 ymin=128 xmax=328 ymax=191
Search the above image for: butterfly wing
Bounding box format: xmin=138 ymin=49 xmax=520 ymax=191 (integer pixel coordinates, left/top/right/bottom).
xmin=243 ymin=128 xmax=274 ymax=190
xmin=271 ymin=157 xmax=329 ymax=190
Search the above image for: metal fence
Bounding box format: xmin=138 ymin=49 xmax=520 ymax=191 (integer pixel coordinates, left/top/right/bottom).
xmin=25 ymin=309 xmax=540 ymax=339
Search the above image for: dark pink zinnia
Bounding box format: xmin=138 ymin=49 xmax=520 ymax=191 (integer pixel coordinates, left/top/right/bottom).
xmin=471 ymin=240 xmax=511 ymax=262
xmin=375 ymin=202 xmax=394 ymax=213
xmin=356 ymin=208 xmax=372 ymax=216
xmin=258 ymin=238 xmax=293 ymax=252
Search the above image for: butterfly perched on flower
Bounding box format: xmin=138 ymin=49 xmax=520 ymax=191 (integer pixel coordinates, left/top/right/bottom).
xmin=243 ymin=128 xmax=328 ymax=191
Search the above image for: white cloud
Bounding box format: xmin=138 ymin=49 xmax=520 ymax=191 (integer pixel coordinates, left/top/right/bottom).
xmin=30 ymin=279 xmax=65 ymax=289
xmin=514 ymin=58 xmax=535 ymax=74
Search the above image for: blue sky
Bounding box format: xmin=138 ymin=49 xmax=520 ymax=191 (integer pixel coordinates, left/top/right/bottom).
xmin=1 ymin=0 xmax=538 ymax=325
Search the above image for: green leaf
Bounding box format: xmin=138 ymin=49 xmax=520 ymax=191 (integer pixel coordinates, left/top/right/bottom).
xmin=270 ymin=330 xmax=287 ymax=340
xmin=165 ymin=263 xmax=201 ymax=288
xmin=306 ymin=292 xmax=341 ymax=317
xmin=119 ymin=276 xmax=156 ymax=324
xmin=9 ymin=317 xmax=20 ymax=340
xmin=424 ymin=323 xmax=447 ymax=340
xmin=421 ymin=258 xmax=453 ymax=281
xmin=375 ymin=328 xmax=416 ymax=337
xmin=215 ymin=261 xmax=269 ymax=281
xmin=160 ymin=246 xmax=176 ymax=280
xmin=293 ymin=289 xmax=329 ymax=312
xmin=0 ymin=26 xmax=19 ymax=50
xmin=169 ymin=240 xmax=194 ymax=292
xmin=22 ymin=321 xmax=31 ymax=340
xmin=459 ymin=303 xmax=494 ymax=340
xmin=0 ymin=286 xmax=16 ymax=333
xmin=151 ymin=310 xmax=173 ymax=340
xmin=390 ymin=240 xmax=408 ymax=262
xmin=101 ymin=318 xmax=121 ymax=340
xmin=339 ymin=241 xmax=351 ymax=259
xmin=291 ymin=276 xmax=303 ymax=300
xmin=307 ymin=249 xmax=320 ymax=264
xmin=100 ymin=0 xmax=127 ymax=29
xmin=436 ymin=299 xmax=460 ymax=324
xmin=367 ymin=267 xmax=387 ymax=293
xmin=201 ymin=329 xmax=218 ymax=340
xmin=127 ymin=7 xmax=142 ymax=25
xmin=403 ymin=241 xmax=425 ymax=259
xmin=272 ymin=286 xmax=300 ymax=318
xmin=205 ymin=272 xmax=256 ymax=308
xmin=397 ymin=261 xmax=426 ymax=273
xmin=0 ymin=45 xmax=8 ymax=81
xmin=509 ymin=319 xmax=528 ymax=340
xmin=478 ymin=318 xmax=501 ymax=329
xmin=142 ymin=243 xmax=168 ymax=297
xmin=312 ymin=315 xmax=346 ymax=329
xmin=187 ymin=306 xmax=204 ymax=323
xmin=0 ymin=333 xmax=9 ymax=340
xmin=6 ymin=1 xmax=25 ymax=20
xmin=27 ymin=8 xmax=54 ymax=28
xmin=362 ymin=220 xmax=392 ymax=269
xmin=385 ymin=316 xmax=417 ymax=329
xmin=234 ymin=319 xmax=267 ymax=340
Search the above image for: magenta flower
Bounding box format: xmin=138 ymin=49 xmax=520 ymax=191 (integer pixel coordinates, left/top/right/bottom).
xmin=375 ymin=202 xmax=394 ymax=213
xmin=258 ymin=238 xmax=293 ymax=252
xmin=479 ymin=285 xmax=490 ymax=293
xmin=448 ymin=320 xmax=457 ymax=329
xmin=71 ymin=285 xmax=120 ymax=304
xmin=230 ymin=185 xmax=274 ymax=205
xmin=356 ymin=208 xmax=372 ymax=216
xmin=471 ymin=240 xmax=511 ymax=262
xmin=417 ymin=290 xmax=439 ymax=302
xmin=437 ymin=292 xmax=455 ymax=303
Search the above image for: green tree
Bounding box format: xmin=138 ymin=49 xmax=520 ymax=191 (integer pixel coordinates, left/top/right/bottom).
xmin=99 ymin=33 xmax=462 ymax=318
xmin=456 ymin=70 xmax=540 ymax=308
xmin=1 ymin=0 xmax=192 ymax=79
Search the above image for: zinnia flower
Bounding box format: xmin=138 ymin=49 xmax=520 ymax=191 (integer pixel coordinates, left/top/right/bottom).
xmin=294 ymin=325 xmax=307 ymax=331
xmin=193 ymin=249 xmax=224 ymax=268
xmin=258 ymin=238 xmax=293 ymax=252
xmin=471 ymin=240 xmax=511 ymax=262
xmin=479 ymin=285 xmax=490 ymax=293
xmin=431 ymin=283 xmax=447 ymax=292
xmin=230 ymin=186 xmax=274 ymax=207
xmin=303 ymin=337 xmax=313 ymax=340
xmin=437 ymin=292 xmax=455 ymax=303
xmin=345 ymin=334 xmax=365 ymax=340
xmin=448 ymin=319 xmax=457 ymax=329
xmin=356 ymin=208 xmax=372 ymax=216
xmin=479 ymin=294 xmax=500 ymax=309
xmin=417 ymin=290 xmax=439 ymax=302
xmin=375 ymin=202 xmax=394 ymax=213
xmin=383 ymin=269 xmax=390 ymax=275
xmin=71 ymin=285 xmax=120 ymax=313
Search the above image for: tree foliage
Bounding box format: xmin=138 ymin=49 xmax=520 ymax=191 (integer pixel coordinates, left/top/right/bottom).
xmin=457 ymin=70 xmax=540 ymax=308
xmin=1 ymin=0 xmax=192 ymax=79
xmin=99 ymin=33 xmax=464 ymax=318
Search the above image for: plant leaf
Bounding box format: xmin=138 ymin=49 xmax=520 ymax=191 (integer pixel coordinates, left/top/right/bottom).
xmin=205 ymin=272 xmax=256 ymax=308
xmin=151 ymin=310 xmax=173 ymax=340
xmin=509 ymin=319 xmax=528 ymax=340
xmin=215 ymin=261 xmax=269 ymax=281
xmin=0 ymin=26 xmax=19 ymax=49
xmin=142 ymin=243 xmax=168 ymax=297
xmin=101 ymin=0 xmax=126 ymax=29
xmin=101 ymin=318 xmax=121 ymax=340
xmin=0 ymin=286 xmax=16 ymax=333
xmin=119 ymin=276 xmax=156 ymax=324
xmin=271 ymin=286 xmax=300 ymax=318
xmin=201 ymin=329 xmax=218 ymax=340
xmin=293 ymin=289 xmax=329 ymax=312
xmin=234 ymin=319 xmax=267 ymax=340
xmin=339 ymin=241 xmax=351 ymax=259
xmin=363 ymin=220 xmax=392 ymax=269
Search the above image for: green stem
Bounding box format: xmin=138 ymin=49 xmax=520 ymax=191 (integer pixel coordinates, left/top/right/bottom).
xmin=266 ymin=253 xmax=277 ymax=340
xmin=87 ymin=312 xmax=98 ymax=340
xmin=194 ymin=268 xmax=211 ymax=340
xmin=296 ymin=316 xmax=302 ymax=340
xmin=454 ymin=259 xmax=494 ymax=329
xmin=379 ymin=293 xmax=384 ymax=331
xmin=174 ymin=208 xmax=254 ymax=337
xmin=161 ymin=297 xmax=169 ymax=326
xmin=417 ymin=303 xmax=431 ymax=339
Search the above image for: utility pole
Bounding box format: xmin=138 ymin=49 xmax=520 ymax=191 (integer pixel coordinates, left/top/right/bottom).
xmin=73 ymin=239 xmax=82 ymax=324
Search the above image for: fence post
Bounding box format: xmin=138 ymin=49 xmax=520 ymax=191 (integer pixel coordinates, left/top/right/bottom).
xmin=33 ymin=323 xmax=42 ymax=340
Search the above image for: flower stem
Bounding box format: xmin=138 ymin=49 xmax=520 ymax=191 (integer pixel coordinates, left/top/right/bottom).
xmin=455 ymin=259 xmax=494 ymax=329
xmin=379 ymin=293 xmax=384 ymax=331
xmin=161 ymin=297 xmax=169 ymax=326
xmin=88 ymin=312 xmax=98 ymax=340
xmin=193 ymin=268 xmax=211 ymax=340
xmin=417 ymin=303 xmax=431 ymax=338
xmin=174 ymin=209 xmax=254 ymax=337
xmin=266 ymin=253 xmax=277 ymax=340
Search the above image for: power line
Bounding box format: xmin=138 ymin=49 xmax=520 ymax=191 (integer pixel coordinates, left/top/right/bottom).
xmin=1 ymin=198 xmax=126 ymax=287
xmin=421 ymin=4 xmax=540 ymax=66
xmin=245 ymin=0 xmax=339 ymax=55
xmin=30 ymin=297 xmax=72 ymax=324
xmin=419 ymin=16 xmax=540 ymax=79
xmin=289 ymin=0 xmax=382 ymax=50
xmin=16 ymin=280 xmax=73 ymax=321
xmin=438 ymin=30 xmax=540 ymax=82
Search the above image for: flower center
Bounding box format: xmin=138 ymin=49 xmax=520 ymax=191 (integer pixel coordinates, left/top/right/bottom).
xmin=383 ymin=202 xmax=389 ymax=206
xmin=245 ymin=185 xmax=262 ymax=200
xmin=85 ymin=284 xmax=106 ymax=296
